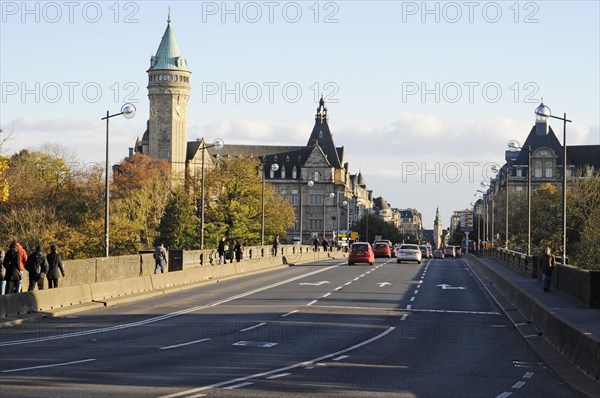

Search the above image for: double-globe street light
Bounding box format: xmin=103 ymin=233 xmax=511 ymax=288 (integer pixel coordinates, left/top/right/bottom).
xmin=101 ymin=103 xmax=136 ymax=257
xmin=323 ymin=192 xmax=335 ymax=242
xmin=508 ymin=140 xmax=533 ymax=256
xmin=200 ymin=138 xmax=225 ymax=250
xmin=261 ymin=161 xmax=279 ymax=246
xmin=481 ymin=180 xmax=495 ymax=247
xmin=299 ymin=180 xmax=315 ymax=245
xmin=534 ymin=102 xmax=572 ymax=262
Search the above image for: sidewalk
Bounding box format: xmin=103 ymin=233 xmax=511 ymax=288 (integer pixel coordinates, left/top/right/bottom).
xmin=467 ymin=254 xmax=600 ymax=398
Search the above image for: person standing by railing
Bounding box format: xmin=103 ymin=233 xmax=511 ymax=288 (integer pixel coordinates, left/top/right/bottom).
xmin=540 ymin=247 xmax=556 ymax=292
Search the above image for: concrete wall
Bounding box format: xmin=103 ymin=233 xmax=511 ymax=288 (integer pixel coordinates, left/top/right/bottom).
xmin=0 ymin=245 xmax=326 ymax=319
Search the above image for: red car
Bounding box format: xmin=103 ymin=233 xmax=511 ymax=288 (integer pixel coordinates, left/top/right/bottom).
xmin=348 ymin=242 xmax=375 ymax=265
xmin=373 ymin=242 xmax=392 ymax=258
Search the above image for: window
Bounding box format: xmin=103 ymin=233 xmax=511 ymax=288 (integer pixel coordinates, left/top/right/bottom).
xmin=313 ymin=171 xmax=320 ymax=182
xmin=291 ymin=192 xmax=299 ymax=206
xmin=545 ymin=161 xmax=554 ymax=178
xmin=534 ymin=159 xmax=543 ymax=178
xmin=280 ymin=165 xmax=286 ymax=179
xmin=292 ymin=166 xmax=297 ymax=179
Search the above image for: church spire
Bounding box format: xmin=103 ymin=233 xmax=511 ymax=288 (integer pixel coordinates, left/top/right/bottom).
xmin=307 ymin=96 xmax=340 ymax=167
xmin=148 ymin=13 xmax=189 ymax=72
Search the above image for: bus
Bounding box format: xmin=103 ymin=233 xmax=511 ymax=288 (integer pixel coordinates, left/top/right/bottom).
xmin=461 ymin=240 xmax=477 ymax=254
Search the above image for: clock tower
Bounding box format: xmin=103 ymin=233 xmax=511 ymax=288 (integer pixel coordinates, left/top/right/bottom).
xmin=146 ymin=13 xmax=190 ymax=178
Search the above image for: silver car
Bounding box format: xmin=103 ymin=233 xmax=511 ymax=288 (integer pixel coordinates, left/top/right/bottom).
xmin=396 ymin=244 xmax=422 ymax=264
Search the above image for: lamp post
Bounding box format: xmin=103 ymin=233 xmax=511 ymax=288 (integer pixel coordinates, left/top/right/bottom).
xmin=481 ymin=180 xmax=495 ymax=247
xmin=299 ymin=180 xmax=314 ymax=245
xmin=200 ymin=138 xmax=225 ymax=250
xmin=323 ymin=192 xmax=334 ymax=241
xmin=535 ymin=102 xmax=572 ymax=262
xmin=101 ymin=103 xmax=136 ymax=257
xmin=508 ymin=140 xmax=533 ymax=256
xmin=261 ymin=162 xmax=279 ymax=246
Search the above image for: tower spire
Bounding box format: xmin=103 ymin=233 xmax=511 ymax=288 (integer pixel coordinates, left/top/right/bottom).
xmin=167 ymin=7 xmax=171 ymax=23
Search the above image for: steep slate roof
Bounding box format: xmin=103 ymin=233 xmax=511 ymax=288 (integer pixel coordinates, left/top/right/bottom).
xmin=148 ymin=15 xmax=190 ymax=72
xmin=306 ymin=97 xmax=342 ymax=168
xmin=513 ymin=124 xmax=564 ymax=166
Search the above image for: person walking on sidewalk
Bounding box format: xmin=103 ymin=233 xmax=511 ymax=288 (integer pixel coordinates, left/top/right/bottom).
xmin=46 ymin=245 xmax=65 ymax=289
xmin=540 ymin=246 xmax=556 ymax=292
xmin=153 ymin=243 xmax=168 ymax=274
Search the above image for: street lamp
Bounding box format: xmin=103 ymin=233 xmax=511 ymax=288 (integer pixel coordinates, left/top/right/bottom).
xmin=200 ymin=138 xmax=225 ymax=250
xmin=535 ymin=102 xmax=572 ymax=262
xmin=323 ymin=192 xmax=334 ymax=242
xmin=299 ymin=180 xmax=314 ymax=245
xmin=481 ymin=180 xmax=495 ymax=247
xmin=101 ymin=103 xmax=136 ymax=257
xmin=261 ymin=162 xmax=279 ymax=246
xmin=508 ymin=140 xmax=533 ymax=256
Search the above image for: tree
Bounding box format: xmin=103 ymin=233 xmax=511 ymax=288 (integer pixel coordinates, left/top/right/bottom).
xmin=157 ymin=186 xmax=199 ymax=249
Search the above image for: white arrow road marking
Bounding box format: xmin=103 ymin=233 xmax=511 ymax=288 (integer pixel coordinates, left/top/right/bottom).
xmin=377 ymin=282 xmax=391 ymax=288
xmin=299 ymin=281 xmax=330 ymax=286
xmin=436 ymin=284 xmax=466 ymax=290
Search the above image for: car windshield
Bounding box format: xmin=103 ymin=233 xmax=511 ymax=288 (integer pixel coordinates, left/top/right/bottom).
xmin=374 ymin=244 xmax=388 ymax=249
xmin=352 ymin=244 xmax=369 ymax=252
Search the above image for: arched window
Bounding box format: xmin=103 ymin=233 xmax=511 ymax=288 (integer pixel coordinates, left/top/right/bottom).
xmin=280 ymin=165 xmax=286 ymax=178
xmin=292 ymin=166 xmax=297 ymax=179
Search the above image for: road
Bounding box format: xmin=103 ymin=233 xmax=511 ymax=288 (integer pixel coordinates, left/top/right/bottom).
xmin=0 ymin=256 xmax=581 ymax=397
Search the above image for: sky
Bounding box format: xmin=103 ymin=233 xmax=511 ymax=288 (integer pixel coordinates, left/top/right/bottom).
xmin=1 ymin=1 xmax=599 ymax=228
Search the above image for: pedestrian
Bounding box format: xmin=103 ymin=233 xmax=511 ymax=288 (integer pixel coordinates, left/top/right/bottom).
xmin=2 ymin=242 xmax=21 ymax=295
xmin=15 ymin=242 xmax=27 ymax=293
xmin=46 ymin=245 xmax=65 ymax=289
xmin=540 ymin=247 xmax=556 ymax=292
xmin=234 ymin=240 xmax=243 ymax=262
xmin=313 ymin=237 xmax=320 ymax=252
xmin=322 ymin=238 xmax=329 ymax=252
xmin=0 ymin=249 xmax=5 ymax=295
xmin=153 ymin=243 xmax=168 ymax=274
xmin=228 ymin=240 xmax=235 ymax=263
xmin=26 ymin=245 xmax=49 ymax=291
xmin=272 ymin=235 xmax=280 ymax=257
xmin=217 ymin=237 xmax=226 ymax=265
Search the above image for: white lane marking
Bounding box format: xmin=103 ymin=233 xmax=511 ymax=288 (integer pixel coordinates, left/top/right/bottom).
xmin=406 ymin=305 xmax=412 ymax=310
xmin=187 ymin=394 xmax=207 ymax=398
xmin=523 ymin=334 xmax=541 ymax=338
xmin=523 ymin=372 xmax=534 ymax=379
xmin=322 ymin=293 xmax=331 ymax=298
xmin=239 ymin=323 xmax=266 ymax=332
xmin=266 ymin=372 xmax=292 ymax=379
xmin=1 ymin=265 xmax=339 ymax=347
xmin=512 ymin=381 xmax=526 ymax=389
xmin=1 ymin=358 xmax=96 ymax=373
xmin=310 ymin=305 xmax=500 ymax=315
xmin=304 ymin=366 xmax=315 ymax=370
xmin=344 ymin=282 xmax=352 ymax=286
xmin=299 ymin=281 xmax=330 ymax=286
xmin=332 ymin=355 xmax=349 ymax=361
xmin=280 ymin=310 xmax=298 ymax=318
xmin=334 ymin=287 xmax=342 ymax=291
xmin=157 ymin=327 xmax=395 ymax=398
xmin=160 ymin=338 xmax=211 ymax=350
xmin=495 ymin=392 xmax=512 ymax=398
xmin=401 ymin=314 xmax=408 ymax=321
xmin=414 ymin=290 xmax=419 ymax=294
xmin=223 ymin=382 xmax=254 ymax=390
xmin=410 ymin=297 xmax=415 ymax=302
xmin=307 ymin=300 xmax=318 ymax=306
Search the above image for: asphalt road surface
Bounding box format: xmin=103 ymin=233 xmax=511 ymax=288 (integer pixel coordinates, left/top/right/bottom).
xmin=0 ymin=257 xmax=582 ymax=397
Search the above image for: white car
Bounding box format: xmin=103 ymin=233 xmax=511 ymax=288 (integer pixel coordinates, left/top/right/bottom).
xmin=396 ymin=244 xmax=422 ymax=264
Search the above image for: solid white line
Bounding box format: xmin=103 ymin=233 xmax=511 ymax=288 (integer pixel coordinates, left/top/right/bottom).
xmin=309 ymin=305 xmax=500 ymax=315
xmin=1 ymin=358 xmax=96 ymax=373
xmin=523 ymin=372 xmax=534 ymax=379
xmin=186 ymin=394 xmax=207 ymax=398
xmin=223 ymin=382 xmax=254 ymax=390
xmin=266 ymin=372 xmax=292 ymax=379
xmin=2 ymin=265 xmax=339 ymax=347
xmin=160 ymin=338 xmax=211 ymax=350
xmin=322 ymin=293 xmax=331 ymax=298
xmin=280 ymin=310 xmax=298 ymax=318
xmin=332 ymin=355 xmax=349 ymax=361
xmin=307 ymin=300 xmax=318 ymax=306
xmin=495 ymin=392 xmax=512 ymax=398
xmin=512 ymin=381 xmax=526 ymax=389
xmin=240 ymin=323 xmax=266 ymax=332
xmin=156 ymin=327 xmax=396 ymax=398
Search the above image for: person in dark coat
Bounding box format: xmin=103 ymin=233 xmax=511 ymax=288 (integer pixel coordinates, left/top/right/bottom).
xmin=3 ymin=242 xmax=21 ymax=294
xmin=313 ymin=237 xmax=320 ymax=252
xmin=234 ymin=240 xmax=243 ymax=262
xmin=217 ymin=237 xmax=226 ymax=265
xmin=46 ymin=245 xmax=65 ymax=289
xmin=322 ymin=238 xmax=329 ymax=252
xmin=27 ymin=245 xmax=49 ymax=291
xmin=272 ymin=235 xmax=280 ymax=257
xmin=228 ymin=240 xmax=235 ymax=264
xmin=540 ymin=247 xmax=556 ymax=292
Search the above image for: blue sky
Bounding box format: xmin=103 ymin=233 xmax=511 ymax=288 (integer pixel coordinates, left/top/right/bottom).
xmin=1 ymin=1 xmax=599 ymax=227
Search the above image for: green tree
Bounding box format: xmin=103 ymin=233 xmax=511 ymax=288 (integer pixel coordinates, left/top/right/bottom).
xmin=157 ymin=186 xmax=200 ymax=249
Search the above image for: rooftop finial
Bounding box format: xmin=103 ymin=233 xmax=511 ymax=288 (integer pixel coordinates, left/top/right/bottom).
xmin=167 ymin=7 xmax=171 ymax=23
